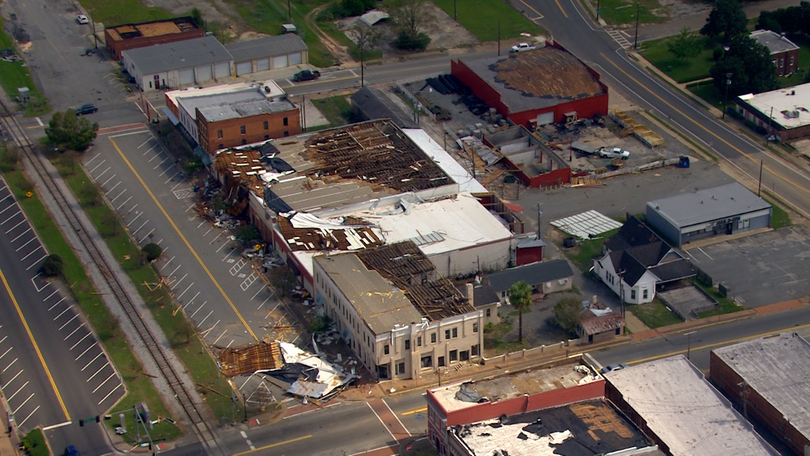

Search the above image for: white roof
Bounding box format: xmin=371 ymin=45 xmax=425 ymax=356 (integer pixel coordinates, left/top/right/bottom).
xmin=738 ymin=82 xmax=810 ymax=130
xmin=403 ymin=129 xmax=487 ymax=193
xmin=550 ymin=210 xmax=623 ymax=239
xmin=606 ymin=355 xmax=776 ymax=456
xmin=712 ymin=332 xmax=810 ymax=444
xmin=166 ymin=80 xmax=285 ymax=119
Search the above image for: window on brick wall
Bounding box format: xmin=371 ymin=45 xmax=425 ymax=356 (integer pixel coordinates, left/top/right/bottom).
xmin=217 ymin=129 xmax=223 ymax=138
xmin=263 ymin=121 xmax=268 ymax=130
xmin=240 ymin=125 xmax=246 ymax=135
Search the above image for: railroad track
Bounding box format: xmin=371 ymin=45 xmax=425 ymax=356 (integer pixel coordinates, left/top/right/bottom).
xmin=0 ymin=103 xmax=221 ymax=454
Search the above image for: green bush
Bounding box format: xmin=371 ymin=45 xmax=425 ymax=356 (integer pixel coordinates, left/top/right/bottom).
xmin=712 ymin=46 xmax=724 ymax=61
xmin=392 ymin=31 xmax=431 ymax=51
xmin=21 ymin=429 xmax=49 ymax=456
xmin=40 ymin=254 xmax=64 ymax=277
xmin=142 ymin=243 xmax=163 ymax=262
xmin=236 ymin=225 xmax=261 ymax=244
xmin=309 ymin=315 xmax=332 ymax=334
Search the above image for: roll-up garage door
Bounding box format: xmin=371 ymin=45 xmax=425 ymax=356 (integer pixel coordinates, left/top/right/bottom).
xmin=257 ymin=59 xmax=270 ymax=71
xmin=273 ymin=55 xmax=288 ymax=69
xmin=288 ymin=52 xmax=302 ymax=65
xmin=196 ymin=65 xmax=213 ymax=81
xmin=536 ymin=111 xmax=554 ymax=126
xmin=236 ymin=61 xmax=253 ymax=75
xmin=178 ymin=68 xmax=194 ymax=85
xmin=215 ymin=62 xmax=231 ymax=78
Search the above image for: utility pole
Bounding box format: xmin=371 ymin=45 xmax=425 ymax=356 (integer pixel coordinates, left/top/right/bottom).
xmin=684 ymin=331 xmax=696 ymax=360
xmin=288 ymin=0 xmax=292 ymax=21
xmin=633 ymin=2 xmax=639 ymax=49
xmin=360 ymin=46 xmax=365 ymax=87
xmin=723 ymin=72 xmax=732 ymax=119
xmin=757 ymin=160 xmax=763 ymax=197
xmin=617 ymin=269 xmax=626 ymax=318
xmin=88 ymin=9 xmax=98 ymax=49
xmin=536 ymin=204 xmax=542 ymax=240
xmin=596 ymin=0 xmax=601 ymax=22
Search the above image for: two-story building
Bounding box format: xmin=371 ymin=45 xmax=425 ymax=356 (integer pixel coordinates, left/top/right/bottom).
xmin=750 ymin=30 xmax=800 ymax=77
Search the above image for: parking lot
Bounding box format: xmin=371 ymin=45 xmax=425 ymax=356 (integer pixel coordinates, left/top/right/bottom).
xmin=0 ymin=178 xmax=123 ymax=433
xmin=685 ymin=226 xmax=810 ymax=307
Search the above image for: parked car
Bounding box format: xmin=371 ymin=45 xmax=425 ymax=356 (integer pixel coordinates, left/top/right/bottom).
xmin=76 ymin=103 xmax=98 ymax=115
xmin=76 ymin=14 xmax=89 ymax=24
xmin=510 ymin=42 xmax=536 ymax=53
xmin=65 ymin=445 xmax=81 ymax=456
xmin=291 ymin=70 xmax=320 ymax=82
xmin=600 ymin=364 xmax=628 ymax=374
xmin=598 ymin=147 xmax=630 ymax=159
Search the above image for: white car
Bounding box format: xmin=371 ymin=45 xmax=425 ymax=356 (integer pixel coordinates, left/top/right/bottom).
xmin=510 ymin=42 xmax=536 ymax=53
xmin=598 ymin=147 xmax=630 ymax=159
xmin=76 ymin=14 xmax=89 ymax=24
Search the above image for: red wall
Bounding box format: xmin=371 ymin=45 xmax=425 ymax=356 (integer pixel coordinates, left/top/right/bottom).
xmin=516 ymin=246 xmax=543 ymax=266
xmin=451 ymin=59 xmax=510 ymax=116
xmin=531 ymin=167 xmax=571 ymax=188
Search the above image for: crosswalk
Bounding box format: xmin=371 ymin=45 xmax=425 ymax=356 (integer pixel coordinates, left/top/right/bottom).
xmin=607 ymin=29 xmax=633 ymax=49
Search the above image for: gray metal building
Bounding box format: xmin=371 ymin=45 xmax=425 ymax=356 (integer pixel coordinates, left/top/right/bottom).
xmin=225 ymin=34 xmax=308 ymax=76
xmin=645 ymin=182 xmax=771 ymax=247
xmin=123 ymin=36 xmax=233 ymax=92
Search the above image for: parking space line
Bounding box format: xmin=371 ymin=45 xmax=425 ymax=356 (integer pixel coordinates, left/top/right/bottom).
xmin=49 ymin=297 xmax=66 ymax=311
xmin=160 ymin=256 xmax=175 ymax=271
xmin=142 ymin=144 xmax=157 ymax=156
xmin=85 ymin=153 xmax=101 ymax=165
xmin=190 ymin=301 xmax=206 ymax=318
xmin=65 ymin=323 xmax=84 ymax=340
xmin=252 ymin=288 xmax=265 ymax=301
xmin=138 ymin=138 xmax=152 ymax=150
xmin=93 ymin=373 xmax=116 ymax=393
xmin=210 ymin=231 xmax=225 ymax=244
xmin=0 ymin=335 xmax=6 ymax=345
xmin=70 ymin=332 xmax=92 ymax=350
xmin=185 ymin=292 xmax=200 ymax=307
xmin=171 ymin=181 xmax=184 ymax=191
xmin=59 ymin=314 xmax=79 ymax=330
xmin=82 ymin=352 xmax=103 ymax=371
xmin=185 ymin=203 xmax=196 ymax=213
xmin=164 ymin=171 xmax=181 ymax=183
xmin=21 ymin=246 xmax=43 ymax=263
xmin=88 ymin=159 xmax=106 ymax=174
xmin=87 ymin=363 xmax=108 ymax=382
xmin=153 ymin=157 xmax=169 ymax=169
xmin=0 ymin=211 xmax=20 ymax=225
xmin=198 ymin=310 xmax=214 ymax=326
xmin=94 ymin=166 xmax=111 ymax=180
xmin=127 ymin=211 xmax=143 ymax=227
xmin=54 ymin=306 xmax=71 ymax=320
xmin=14 ymin=236 xmax=36 ymax=252
xmin=171 ymin=273 xmax=187 ymax=290
xmin=185 ymin=299 xmax=204 ymax=311
xmin=203 ymin=228 xmax=212 ymax=236
xmin=117 ymin=195 xmax=132 ymax=210
xmin=212 ymin=330 xmax=228 ymax=346
xmin=216 ymin=241 xmax=231 ymax=253
xmin=43 ymin=289 xmax=58 ymax=301
xmin=17 ymin=405 xmax=39 ymax=428
xmin=226 ymin=340 xmax=235 ymax=348
xmin=168 ymin=264 xmax=181 ymax=277
xmin=698 ymin=247 xmax=714 ymax=260
xmin=101 ymin=174 xmax=117 ymax=187
xmin=26 ymin=253 xmax=47 ymax=270
xmin=106 ymin=181 xmax=121 ymax=195
xmin=139 ymin=228 xmax=155 ymax=244
xmin=132 ymin=219 xmax=149 ymax=235
xmin=197 ymin=220 xmax=206 ymax=229
xmin=99 ymin=382 xmax=123 ymax=405
xmin=5 ymin=218 xmax=26 ymax=234
xmin=0 ymin=201 xmax=16 ymax=216
xmin=177 ymin=283 xmax=194 ymax=300
xmin=75 ymin=342 xmax=97 ymax=361
xmin=3 ymin=369 xmax=23 ymax=389
xmin=8 ymin=380 xmax=29 ymax=401
xmin=110 ymin=188 xmax=127 ymax=203
xmin=2 ymin=357 xmax=16 ymax=372
xmin=157 ymin=164 xmax=174 ymax=176
xmin=10 ymin=227 xmax=31 ymax=242
xmin=125 ymin=203 xmax=139 ymax=216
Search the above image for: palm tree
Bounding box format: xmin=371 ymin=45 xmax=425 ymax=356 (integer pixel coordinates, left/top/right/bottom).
xmin=509 ymin=281 xmax=533 ymax=343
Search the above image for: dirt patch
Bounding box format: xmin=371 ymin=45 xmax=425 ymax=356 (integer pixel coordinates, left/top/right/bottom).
xmin=147 ymin=0 xmax=242 ymax=32
xmin=657 ymin=0 xmax=711 ymax=19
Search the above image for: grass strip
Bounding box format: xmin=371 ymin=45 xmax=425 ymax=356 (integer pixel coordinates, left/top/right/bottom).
xmin=0 ymin=16 xmax=50 ymax=116
xmin=628 ymin=299 xmax=682 ymax=328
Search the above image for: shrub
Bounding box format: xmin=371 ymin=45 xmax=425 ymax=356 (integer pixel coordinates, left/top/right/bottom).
xmin=712 ymin=46 xmax=724 ymax=61
xmin=142 ymin=243 xmax=163 ymax=262
xmin=392 ymin=31 xmax=431 ymax=51
xmin=309 ymin=315 xmax=333 ymax=334
xmin=236 ymin=225 xmax=261 ymax=244
xmin=40 ymin=254 xmax=64 ymax=277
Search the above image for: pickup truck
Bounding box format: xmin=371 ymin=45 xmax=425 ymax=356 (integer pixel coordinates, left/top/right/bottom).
xmin=510 ymin=42 xmax=537 ymax=53
xmin=598 ymin=147 xmax=630 ymax=159
xmin=291 ymin=69 xmax=320 ymax=82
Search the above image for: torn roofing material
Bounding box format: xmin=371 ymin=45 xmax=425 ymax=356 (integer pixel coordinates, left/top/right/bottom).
xmin=218 ymin=341 xmax=284 ymax=377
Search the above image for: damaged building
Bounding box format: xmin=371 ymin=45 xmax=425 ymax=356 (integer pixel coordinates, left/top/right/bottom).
xmin=211 ymin=119 xmax=519 ymax=294
xmin=313 ymin=241 xmax=485 ymax=381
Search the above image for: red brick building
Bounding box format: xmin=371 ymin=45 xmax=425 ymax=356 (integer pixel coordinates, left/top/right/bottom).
xmin=750 ymin=30 xmax=800 ymax=77
xmin=165 ymin=81 xmax=300 ymax=155
xmin=105 ymin=17 xmax=204 ymax=61
xmin=451 ymin=42 xmax=608 ymax=129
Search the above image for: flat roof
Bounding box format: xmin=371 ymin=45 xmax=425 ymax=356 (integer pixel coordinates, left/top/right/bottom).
xmin=175 ymin=86 xmax=294 ymax=122
xmin=225 ymin=34 xmax=307 ymax=62
xmin=646 ymin=182 xmax=771 ymax=228
xmin=122 ymin=36 xmax=232 ymax=75
xmin=712 ymin=332 xmax=810 ymax=443
xmin=457 ymin=45 xmax=605 ymax=113
xmin=430 ymin=363 xmax=596 ymax=412
xmin=486 ymin=259 xmax=574 ymax=293
xmin=314 ymin=253 xmax=422 ymax=334
xmin=106 ymin=16 xmax=199 ymax=42
xmin=456 ymin=400 xmax=653 ymax=456
xmin=606 ymin=355 xmax=776 ymax=456
xmin=167 ymin=80 xmax=285 ymax=115
xmin=403 ymin=129 xmax=486 ymax=193
xmin=750 ymin=29 xmax=800 ymax=54
xmin=737 ymin=82 xmax=810 ymax=130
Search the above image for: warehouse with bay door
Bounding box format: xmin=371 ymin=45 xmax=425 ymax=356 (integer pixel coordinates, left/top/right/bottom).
xmin=225 ymin=34 xmax=308 ymax=77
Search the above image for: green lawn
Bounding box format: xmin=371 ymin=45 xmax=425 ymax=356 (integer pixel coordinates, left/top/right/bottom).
xmin=765 ymin=197 xmax=792 ymax=229
xmin=562 ymin=228 xmax=619 ymax=273
xmin=311 ymin=95 xmax=353 ymax=128
xmin=78 ymin=0 xmax=174 ymax=27
xmin=640 ymin=35 xmax=716 ymax=83
xmin=687 ymin=80 xmax=725 ymax=111
xmin=629 ymin=299 xmax=683 ymax=328
xmin=0 ymin=16 xmax=50 ymax=116
xmin=432 ymin=0 xmax=542 ymax=42
xmin=692 ymin=278 xmax=744 ymax=317
xmin=595 ymin=0 xmax=665 ymax=27
xmin=21 ymin=429 xmax=49 ymax=456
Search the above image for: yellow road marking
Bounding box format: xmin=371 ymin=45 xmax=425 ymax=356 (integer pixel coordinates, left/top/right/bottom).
xmin=0 ymin=267 xmax=70 ymax=420
xmin=629 ymin=320 xmax=810 ymax=365
xmin=402 ymin=406 xmax=427 ymax=416
xmin=109 ymin=137 xmax=258 ymax=341
xmin=555 ymin=0 xmax=568 ymax=17
xmin=600 ymin=52 xmax=810 ymax=200
xmin=233 ymin=434 xmax=312 ymax=455
xmin=518 ymin=0 xmax=545 ymax=19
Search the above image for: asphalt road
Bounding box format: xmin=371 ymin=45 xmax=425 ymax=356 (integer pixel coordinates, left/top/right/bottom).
xmin=526 ymin=0 xmax=810 ymax=219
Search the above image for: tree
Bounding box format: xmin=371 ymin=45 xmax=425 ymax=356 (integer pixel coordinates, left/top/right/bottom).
xmin=553 ymin=297 xmax=584 ymax=337
xmin=236 ymin=225 xmax=261 ymax=244
xmin=350 ymin=24 xmax=381 ymax=86
xmin=700 ymin=0 xmax=747 ymax=42
xmin=40 ymin=254 xmax=64 ymax=277
xmin=508 ymin=281 xmax=532 ymax=344
xmin=710 ymin=35 xmax=778 ymax=97
xmin=391 ymin=0 xmax=431 ymax=51
xmin=45 ymin=109 xmax=98 ymax=151
xmin=142 ymin=243 xmax=163 ymax=262
xmin=667 ymin=27 xmax=702 ymax=61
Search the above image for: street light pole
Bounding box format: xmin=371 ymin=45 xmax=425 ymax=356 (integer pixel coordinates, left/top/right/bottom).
xmin=633 ymin=2 xmax=640 ymax=49
xmin=723 ymin=72 xmax=732 ymax=119
xmin=88 ymin=8 xmax=98 ymax=49
xmin=684 ymin=331 xmax=696 ymax=360
xmin=596 ymin=0 xmax=601 ymax=22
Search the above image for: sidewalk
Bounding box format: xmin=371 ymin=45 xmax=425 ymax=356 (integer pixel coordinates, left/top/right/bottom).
xmin=0 ymin=394 xmax=20 ymax=456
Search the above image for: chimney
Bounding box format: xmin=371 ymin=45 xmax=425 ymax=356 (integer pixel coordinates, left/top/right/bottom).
xmin=466 ymin=283 xmax=475 ymax=307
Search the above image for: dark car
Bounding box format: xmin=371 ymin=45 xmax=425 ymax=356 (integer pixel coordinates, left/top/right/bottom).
xmin=76 ymin=104 xmax=98 ymax=115
xmin=291 ymin=69 xmax=320 ymax=82
xmin=65 ymin=445 xmax=81 ymax=456
xmin=600 ymin=364 xmax=628 ymax=374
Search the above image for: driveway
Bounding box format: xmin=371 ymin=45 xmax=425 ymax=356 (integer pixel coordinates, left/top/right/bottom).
xmin=685 ymin=225 xmax=810 ymax=307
